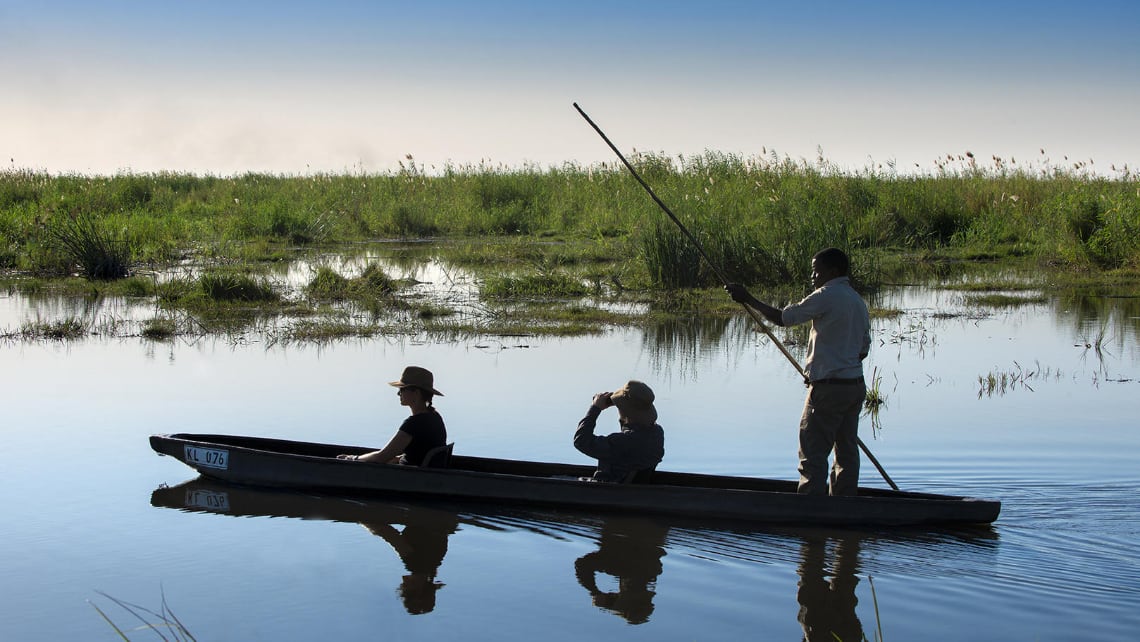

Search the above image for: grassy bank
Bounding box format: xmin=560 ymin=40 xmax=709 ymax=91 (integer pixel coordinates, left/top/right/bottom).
xmin=2 ymin=152 xmax=1137 ymax=290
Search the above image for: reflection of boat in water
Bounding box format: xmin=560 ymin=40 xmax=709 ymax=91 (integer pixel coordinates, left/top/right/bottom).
xmin=151 ymin=433 xmax=1001 ymax=527
xmin=152 ymin=478 xmax=459 ymax=615
xmin=154 ymin=476 xmax=673 ymax=623
xmin=153 ymin=477 xmax=998 ymax=626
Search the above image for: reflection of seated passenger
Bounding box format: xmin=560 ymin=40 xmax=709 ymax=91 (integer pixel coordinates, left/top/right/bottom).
xmin=574 ymin=380 xmax=665 ymax=482
xmin=574 ymin=516 xmax=668 ymax=624
xmin=796 ymin=535 xmax=863 ymax=642
xmin=361 ymin=506 xmax=459 ymax=615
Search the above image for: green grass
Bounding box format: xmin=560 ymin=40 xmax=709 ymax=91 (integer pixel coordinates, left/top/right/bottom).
xmin=199 ymin=272 xmax=279 ymax=302
xmin=47 ymin=212 xmax=134 ymax=279
xmin=2 ymin=156 xmax=1138 ymax=343
xmin=963 ymin=292 xmax=1049 ymax=307
xmin=864 ymin=366 xmax=886 ymax=411
xmin=977 ymin=361 xmax=1062 ymax=397
xmin=8 ymin=317 xmax=88 ymax=340
xmin=141 ymin=317 xmax=177 ymax=340
xmin=279 ymin=319 xmax=376 ymax=343
xmin=2 ymin=153 xmax=1136 ymax=287
xmin=941 ymin=279 xmax=1041 ymax=292
xmin=481 ymin=273 xmax=590 ymax=298
xmin=306 ymin=263 xmax=395 ymax=301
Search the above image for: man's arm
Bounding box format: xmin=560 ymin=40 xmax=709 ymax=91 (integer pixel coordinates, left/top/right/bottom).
xmin=725 ymin=283 xmax=784 ymax=326
xmin=574 ymin=405 xmax=618 ymax=459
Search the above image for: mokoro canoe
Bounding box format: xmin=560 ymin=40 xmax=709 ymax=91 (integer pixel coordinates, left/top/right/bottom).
xmin=149 ymin=433 xmax=1001 ymax=527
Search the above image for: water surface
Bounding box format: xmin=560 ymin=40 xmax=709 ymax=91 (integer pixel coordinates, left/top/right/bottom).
xmin=2 ymin=277 xmax=1138 ymax=640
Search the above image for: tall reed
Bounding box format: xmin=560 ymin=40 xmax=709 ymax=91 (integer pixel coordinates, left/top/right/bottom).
xmin=3 ymin=153 xmax=1137 ymax=281
xmin=48 ymin=213 xmax=133 ymax=279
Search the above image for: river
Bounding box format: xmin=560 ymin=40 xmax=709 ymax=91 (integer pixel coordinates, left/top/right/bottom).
xmin=2 ymin=272 xmax=1138 ymax=640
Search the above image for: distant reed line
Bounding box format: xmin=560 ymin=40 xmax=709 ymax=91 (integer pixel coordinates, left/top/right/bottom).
xmin=2 ymin=150 xmax=1138 ymax=286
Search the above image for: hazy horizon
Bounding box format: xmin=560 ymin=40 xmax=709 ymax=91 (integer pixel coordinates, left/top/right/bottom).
xmin=4 ymin=1 xmax=1138 ymax=177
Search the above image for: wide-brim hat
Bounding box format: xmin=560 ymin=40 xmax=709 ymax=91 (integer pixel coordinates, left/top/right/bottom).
xmin=610 ymin=380 xmax=656 ymax=425
xmin=388 ymin=366 xmax=443 ymax=396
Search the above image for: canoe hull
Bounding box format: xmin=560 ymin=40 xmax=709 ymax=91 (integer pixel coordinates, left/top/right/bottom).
xmin=149 ymin=433 xmax=1001 ymax=527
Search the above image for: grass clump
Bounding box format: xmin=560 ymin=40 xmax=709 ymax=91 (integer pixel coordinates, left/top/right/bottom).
xmin=305 ymin=266 xmax=351 ymax=300
xmin=305 ymin=263 xmax=396 ymax=302
xmin=284 ymin=319 xmax=375 ymax=343
xmin=200 ymin=272 xmax=279 ymax=302
xmin=15 ymin=317 xmax=88 ymax=340
xmin=481 ymin=273 xmax=589 ymax=298
xmin=48 ymin=213 xmax=133 ymax=279
xmin=141 ymin=318 xmax=177 ymax=340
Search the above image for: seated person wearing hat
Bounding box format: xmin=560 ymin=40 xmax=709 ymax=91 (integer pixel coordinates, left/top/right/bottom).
xmin=574 ymin=380 xmax=665 ymax=483
xmin=338 ymin=366 xmax=447 ymax=466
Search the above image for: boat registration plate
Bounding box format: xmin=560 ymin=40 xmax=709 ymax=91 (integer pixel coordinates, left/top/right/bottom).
xmin=185 ymin=489 xmax=230 ymax=512
xmin=184 ymin=445 xmax=229 ymax=470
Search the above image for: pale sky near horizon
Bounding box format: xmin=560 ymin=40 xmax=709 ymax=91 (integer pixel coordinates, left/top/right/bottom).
xmin=3 ymin=1 xmax=1138 ymax=176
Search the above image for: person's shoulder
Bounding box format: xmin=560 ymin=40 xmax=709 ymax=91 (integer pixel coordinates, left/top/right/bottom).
xmin=820 ymin=275 xmax=851 ymax=290
xmin=401 ymin=410 xmax=443 ymax=429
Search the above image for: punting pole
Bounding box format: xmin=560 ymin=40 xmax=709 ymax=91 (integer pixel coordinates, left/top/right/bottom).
xmin=573 ymin=102 xmax=899 ymax=491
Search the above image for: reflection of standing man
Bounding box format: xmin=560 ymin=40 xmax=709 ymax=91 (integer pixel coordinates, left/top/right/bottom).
xmin=726 ymin=247 xmax=871 ymax=495
xmin=574 ymin=517 xmax=668 ymax=624
xmin=796 ymin=536 xmax=863 ymax=642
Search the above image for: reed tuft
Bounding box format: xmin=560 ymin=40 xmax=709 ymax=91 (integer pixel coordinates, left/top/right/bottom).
xmin=48 ymin=213 xmax=133 ymax=279
xmin=200 ymin=272 xmax=279 ymax=302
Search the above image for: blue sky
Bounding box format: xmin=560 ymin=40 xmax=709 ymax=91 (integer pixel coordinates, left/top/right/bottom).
xmin=3 ymin=1 xmax=1137 ymax=175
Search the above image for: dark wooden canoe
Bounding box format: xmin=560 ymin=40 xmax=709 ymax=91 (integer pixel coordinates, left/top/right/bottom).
xmin=149 ymin=433 xmax=1001 ymax=527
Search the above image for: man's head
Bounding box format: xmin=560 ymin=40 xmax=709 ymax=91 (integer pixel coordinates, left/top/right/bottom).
xmin=811 ymin=247 xmax=849 ymax=289
xmin=610 ymin=380 xmax=657 ymax=426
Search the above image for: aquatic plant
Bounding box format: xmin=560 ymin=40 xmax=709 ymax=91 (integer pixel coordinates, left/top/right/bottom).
xmin=90 ymin=590 xmax=195 ymax=641
xmin=864 ymin=366 xmax=886 ymax=410
xmin=15 ymin=317 xmax=88 ymax=340
xmin=141 ymin=318 xmax=177 ymax=340
xmin=481 ymin=273 xmax=589 ymax=298
xmin=305 ymin=266 xmax=351 ymax=300
xmin=305 ymin=263 xmax=395 ymax=303
xmin=962 ymin=292 xmax=1049 ymax=307
xmin=977 ymin=360 xmax=1061 ymax=398
xmin=640 ymin=218 xmax=790 ymax=288
xmin=48 ymin=213 xmax=133 ymax=279
xmin=199 ymin=272 xmax=279 ymax=302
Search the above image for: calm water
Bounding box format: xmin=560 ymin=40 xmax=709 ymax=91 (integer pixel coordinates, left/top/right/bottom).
xmin=2 ymin=274 xmax=1139 ymax=641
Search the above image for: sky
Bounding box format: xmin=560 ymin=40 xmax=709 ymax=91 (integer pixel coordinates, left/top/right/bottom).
xmin=2 ymin=0 xmax=1138 ymax=176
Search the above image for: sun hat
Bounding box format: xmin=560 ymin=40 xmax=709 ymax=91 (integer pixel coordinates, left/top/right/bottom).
xmin=610 ymin=380 xmax=657 ymax=425
xmin=388 ymin=366 xmax=444 ymax=396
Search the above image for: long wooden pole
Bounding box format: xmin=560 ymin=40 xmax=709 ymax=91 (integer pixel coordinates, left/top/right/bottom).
xmin=573 ymin=102 xmax=899 ymax=491
xmin=572 ymin=103 xmax=804 ymax=375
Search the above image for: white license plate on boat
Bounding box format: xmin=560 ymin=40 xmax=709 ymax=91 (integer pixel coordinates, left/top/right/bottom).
xmin=185 ymin=489 xmax=230 ymax=512
xmin=184 ymin=445 xmax=229 ymax=470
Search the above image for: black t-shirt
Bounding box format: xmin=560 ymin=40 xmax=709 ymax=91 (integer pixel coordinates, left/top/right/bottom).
xmin=398 ymin=409 xmax=447 ymax=466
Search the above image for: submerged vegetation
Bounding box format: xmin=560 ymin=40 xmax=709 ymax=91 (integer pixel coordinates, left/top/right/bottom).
xmin=1 ymin=151 xmax=1138 ymax=342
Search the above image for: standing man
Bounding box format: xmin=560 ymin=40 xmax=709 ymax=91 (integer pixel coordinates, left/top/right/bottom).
xmin=725 ymin=248 xmax=871 ymax=496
